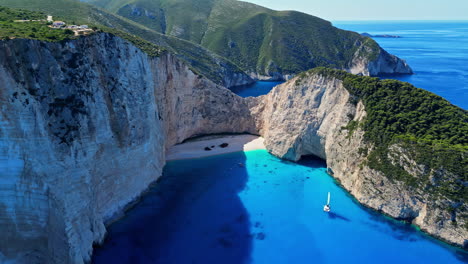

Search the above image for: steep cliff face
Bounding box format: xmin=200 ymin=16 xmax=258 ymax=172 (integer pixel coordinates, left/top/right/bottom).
xmin=348 ymin=44 xmax=413 ymax=76
xmin=0 ymin=33 xmax=255 ymax=264
xmin=150 ymin=53 xmax=256 ymax=147
xmin=250 ymin=73 xmax=466 ymax=248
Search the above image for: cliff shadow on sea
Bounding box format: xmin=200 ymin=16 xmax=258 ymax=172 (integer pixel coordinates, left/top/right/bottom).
xmin=92 ymin=152 xmax=253 ymax=264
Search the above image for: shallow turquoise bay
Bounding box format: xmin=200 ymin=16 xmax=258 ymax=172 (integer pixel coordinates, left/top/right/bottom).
xmin=93 ymin=150 xmax=467 ymax=264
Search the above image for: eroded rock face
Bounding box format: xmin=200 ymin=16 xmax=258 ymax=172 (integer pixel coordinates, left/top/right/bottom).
xmin=250 ymin=73 xmax=466 ymax=249
xmin=348 ymin=45 xmax=413 ymax=76
xmin=0 ymin=33 xmax=255 ymax=264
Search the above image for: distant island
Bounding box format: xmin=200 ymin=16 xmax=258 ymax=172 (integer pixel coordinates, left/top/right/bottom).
xmin=361 ymin=32 xmax=402 ymax=38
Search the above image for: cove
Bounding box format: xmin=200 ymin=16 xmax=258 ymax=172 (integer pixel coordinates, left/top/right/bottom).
xmin=230 ymin=81 xmax=284 ymax=97
xmin=92 ymin=150 xmax=467 ymax=263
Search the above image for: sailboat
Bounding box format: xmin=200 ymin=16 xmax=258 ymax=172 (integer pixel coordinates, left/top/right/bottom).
xmin=323 ymin=192 xmax=331 ymax=212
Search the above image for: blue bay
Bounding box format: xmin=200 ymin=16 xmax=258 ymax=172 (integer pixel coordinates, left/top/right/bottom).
xmin=93 ymin=150 xmax=467 ymax=264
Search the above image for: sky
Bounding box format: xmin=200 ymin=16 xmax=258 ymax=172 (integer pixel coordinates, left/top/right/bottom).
xmin=244 ymin=0 xmax=468 ymax=21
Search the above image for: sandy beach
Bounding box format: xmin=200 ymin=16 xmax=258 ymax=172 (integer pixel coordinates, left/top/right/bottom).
xmin=166 ymin=134 xmax=265 ymax=161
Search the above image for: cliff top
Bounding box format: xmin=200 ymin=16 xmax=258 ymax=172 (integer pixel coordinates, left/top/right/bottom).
xmin=0 ymin=6 xmax=76 ymax=41
xmin=0 ymin=0 xmax=251 ymax=87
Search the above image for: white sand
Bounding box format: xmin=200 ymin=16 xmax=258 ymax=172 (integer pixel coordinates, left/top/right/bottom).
xmin=166 ymin=134 xmax=265 ymax=161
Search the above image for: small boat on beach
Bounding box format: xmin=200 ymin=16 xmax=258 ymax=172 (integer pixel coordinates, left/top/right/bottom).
xmin=323 ymin=192 xmax=331 ymax=212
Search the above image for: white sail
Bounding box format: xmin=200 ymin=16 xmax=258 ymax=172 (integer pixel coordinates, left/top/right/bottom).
xmin=327 ymin=192 xmax=330 ymax=205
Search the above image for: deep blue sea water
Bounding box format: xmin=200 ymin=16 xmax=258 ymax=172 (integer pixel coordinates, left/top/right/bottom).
xmin=93 ymin=150 xmax=467 ymax=264
xmin=230 ymin=81 xmax=284 ymax=97
xmin=334 ymin=21 xmax=468 ymax=109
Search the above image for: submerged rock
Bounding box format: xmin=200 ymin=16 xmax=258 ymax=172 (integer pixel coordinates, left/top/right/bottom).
xmin=255 ymin=232 xmax=266 ymax=240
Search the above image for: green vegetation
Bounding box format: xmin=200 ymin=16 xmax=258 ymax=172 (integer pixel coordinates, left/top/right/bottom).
xmin=104 ymin=27 xmax=165 ymax=57
xmin=306 ymin=67 xmax=467 ymax=207
xmin=90 ymin=0 xmax=383 ymax=76
xmin=0 ymin=0 xmax=250 ymax=86
xmin=0 ymin=7 xmax=75 ymax=41
xmin=344 ymin=120 xmax=360 ymax=139
xmin=0 ymin=5 xmax=163 ymax=55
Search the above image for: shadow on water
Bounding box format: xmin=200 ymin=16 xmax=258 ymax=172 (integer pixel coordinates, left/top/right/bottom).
xmin=327 ymin=212 xmax=351 ymax=222
xmin=296 ymin=154 xmax=327 ymax=169
xmin=92 ymin=152 xmax=253 ymax=264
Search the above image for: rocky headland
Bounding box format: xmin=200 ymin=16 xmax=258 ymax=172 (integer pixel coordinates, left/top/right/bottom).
xmin=361 ymin=32 xmax=402 ymax=38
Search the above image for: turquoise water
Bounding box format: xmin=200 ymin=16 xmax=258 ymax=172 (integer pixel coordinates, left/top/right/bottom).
xmin=334 ymin=21 xmax=468 ymax=109
xmin=93 ymin=150 xmax=467 ymax=264
xmin=230 ymin=81 xmax=284 ymax=97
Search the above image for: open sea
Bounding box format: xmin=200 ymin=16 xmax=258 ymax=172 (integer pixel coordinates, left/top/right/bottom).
xmin=93 ymin=22 xmax=468 ymax=264
xmin=334 ymin=21 xmax=468 ymax=109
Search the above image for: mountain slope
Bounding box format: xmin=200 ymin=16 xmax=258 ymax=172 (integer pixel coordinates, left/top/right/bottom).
xmin=91 ymin=0 xmax=413 ymax=79
xmin=0 ymin=0 xmax=253 ymax=87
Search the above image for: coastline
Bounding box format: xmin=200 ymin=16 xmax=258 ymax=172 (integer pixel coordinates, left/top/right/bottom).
xmin=166 ymin=134 xmax=265 ymax=161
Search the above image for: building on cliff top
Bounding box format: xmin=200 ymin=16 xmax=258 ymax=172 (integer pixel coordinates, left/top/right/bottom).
xmin=52 ymin=21 xmax=65 ymax=28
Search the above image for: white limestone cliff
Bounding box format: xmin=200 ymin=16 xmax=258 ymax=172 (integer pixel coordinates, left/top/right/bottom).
xmin=0 ymin=33 xmax=255 ymax=264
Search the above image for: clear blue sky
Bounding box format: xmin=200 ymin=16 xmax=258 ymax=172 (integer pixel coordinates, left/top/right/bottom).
xmin=245 ymin=0 xmax=468 ymax=21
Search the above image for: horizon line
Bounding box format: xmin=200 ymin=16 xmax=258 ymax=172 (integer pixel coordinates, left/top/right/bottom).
xmin=330 ymin=19 xmax=468 ymax=22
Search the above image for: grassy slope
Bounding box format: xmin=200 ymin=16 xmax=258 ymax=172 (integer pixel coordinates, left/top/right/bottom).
xmin=302 ymin=68 xmax=467 ymax=221
xmin=91 ymin=0 xmax=381 ymax=76
xmin=0 ymin=0 xmax=249 ymax=86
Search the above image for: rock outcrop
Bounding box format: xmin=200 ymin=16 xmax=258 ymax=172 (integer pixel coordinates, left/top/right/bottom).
xmin=348 ymin=45 xmax=413 ymax=76
xmin=249 ymin=73 xmax=466 ymax=249
xmin=0 ymin=33 xmax=255 ymax=264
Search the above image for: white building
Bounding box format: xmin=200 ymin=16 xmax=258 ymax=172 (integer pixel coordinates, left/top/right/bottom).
xmin=47 ymin=16 xmax=53 ymax=22
xmin=52 ymin=21 xmax=66 ymax=27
